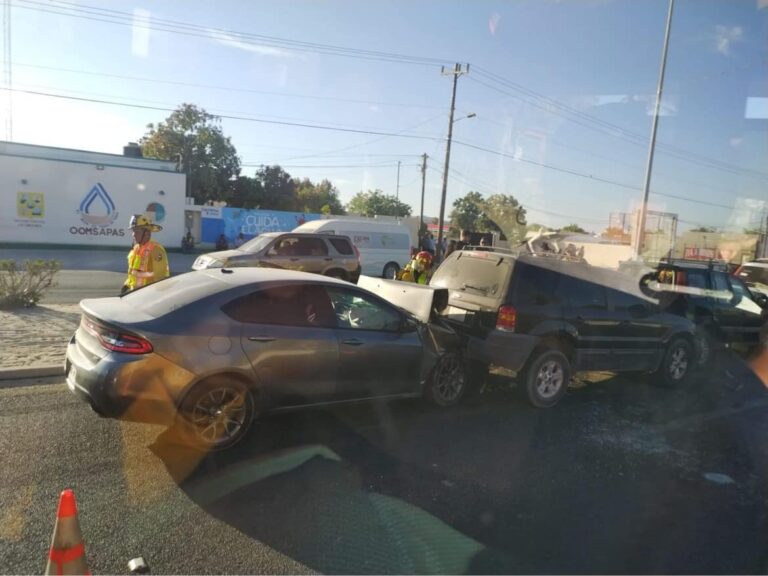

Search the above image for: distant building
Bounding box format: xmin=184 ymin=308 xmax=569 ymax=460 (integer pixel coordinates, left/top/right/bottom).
xmin=0 ymin=141 xmax=186 ymax=248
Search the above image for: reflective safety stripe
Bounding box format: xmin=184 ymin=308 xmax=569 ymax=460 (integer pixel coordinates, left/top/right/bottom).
xmin=127 ymin=242 xmax=157 ymax=288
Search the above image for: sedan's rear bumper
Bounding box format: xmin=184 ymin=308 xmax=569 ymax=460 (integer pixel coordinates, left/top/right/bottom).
xmin=65 ymin=334 xmax=190 ymax=425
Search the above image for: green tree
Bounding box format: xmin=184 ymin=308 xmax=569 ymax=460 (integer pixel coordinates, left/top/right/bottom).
xmin=347 ymin=189 xmax=412 ymax=217
xmin=560 ymin=223 xmax=588 ymax=234
xmin=449 ymin=191 xmax=484 ymax=233
xmin=690 ymin=226 xmax=717 ymax=233
xmin=255 ymin=165 xmax=296 ymax=211
xmin=140 ymin=104 xmax=240 ymax=205
xmin=744 ymin=227 xmax=762 ymax=235
xmin=478 ymin=194 xmax=527 ymax=244
xmin=294 ymin=178 xmax=346 ymax=214
xmin=225 ymin=176 xmax=263 ymax=209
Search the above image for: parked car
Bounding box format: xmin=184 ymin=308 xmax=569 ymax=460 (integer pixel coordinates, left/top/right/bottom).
xmin=734 ymin=260 xmax=768 ymax=300
xmin=192 ymin=232 xmax=361 ymax=283
xmin=293 ymin=218 xmax=412 ymax=279
xmin=429 ymin=249 xmax=699 ymax=408
xmin=65 ymin=268 xmax=465 ymax=450
xmin=639 ymin=259 xmax=766 ymax=363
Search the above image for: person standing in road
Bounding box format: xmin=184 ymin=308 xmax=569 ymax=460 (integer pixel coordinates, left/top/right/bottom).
xmin=423 ymin=232 xmax=436 ymax=255
xmin=456 ymin=230 xmax=471 ymax=251
xmin=122 ymin=214 xmax=169 ymax=294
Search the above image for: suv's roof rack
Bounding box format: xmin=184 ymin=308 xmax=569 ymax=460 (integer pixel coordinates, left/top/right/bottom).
xmin=658 ymin=257 xmax=730 ymax=270
xmin=461 ymin=245 xmax=515 ymax=254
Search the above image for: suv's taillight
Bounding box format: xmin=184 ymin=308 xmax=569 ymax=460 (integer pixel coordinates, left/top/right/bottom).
xmin=82 ymin=317 xmax=153 ymax=354
xmin=352 ymin=244 xmax=361 ymax=261
xmin=496 ymin=305 xmax=517 ymax=332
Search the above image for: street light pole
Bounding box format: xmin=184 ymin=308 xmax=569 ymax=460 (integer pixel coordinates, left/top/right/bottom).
xmin=436 ymin=63 xmax=468 ymax=261
xmin=634 ymin=0 xmax=675 ymax=259
xmin=396 ymin=160 xmax=401 ymax=203
xmin=419 ymin=153 xmax=428 ymax=238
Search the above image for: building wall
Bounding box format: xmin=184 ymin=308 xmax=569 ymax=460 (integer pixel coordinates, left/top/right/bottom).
xmin=0 ymin=153 xmax=185 ymax=248
xmin=674 ymin=232 xmax=758 ymax=263
xmin=569 ymin=242 xmax=635 ymax=269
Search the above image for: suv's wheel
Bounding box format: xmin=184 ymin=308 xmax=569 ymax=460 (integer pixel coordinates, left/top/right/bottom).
xmin=524 ymin=350 xmax=570 ymax=408
xmin=654 ymin=338 xmax=693 ymax=387
xmin=177 ymin=377 xmax=256 ymax=450
xmin=383 ymin=262 xmax=400 ymax=279
xmin=425 ymin=353 xmax=467 ymax=407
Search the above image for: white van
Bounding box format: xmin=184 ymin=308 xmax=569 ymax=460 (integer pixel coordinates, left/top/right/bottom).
xmin=293 ymin=218 xmax=412 ymax=278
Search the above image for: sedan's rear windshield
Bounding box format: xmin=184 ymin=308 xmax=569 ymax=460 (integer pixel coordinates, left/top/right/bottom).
xmin=430 ymin=253 xmax=512 ymax=298
xmin=120 ymin=271 xmax=228 ymax=316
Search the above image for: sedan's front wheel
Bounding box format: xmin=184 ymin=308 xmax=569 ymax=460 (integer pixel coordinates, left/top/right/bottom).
xmin=177 ymin=378 xmax=256 ymax=450
xmin=426 ymin=353 xmax=467 ymax=407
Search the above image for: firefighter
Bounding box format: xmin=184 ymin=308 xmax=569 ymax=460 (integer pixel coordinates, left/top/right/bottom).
xmin=122 ymin=214 xmax=169 ymax=294
xmin=397 ymin=250 xmax=434 ymax=284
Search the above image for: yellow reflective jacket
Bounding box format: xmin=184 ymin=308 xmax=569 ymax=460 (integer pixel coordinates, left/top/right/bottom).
xmin=124 ymin=241 xmax=169 ymax=291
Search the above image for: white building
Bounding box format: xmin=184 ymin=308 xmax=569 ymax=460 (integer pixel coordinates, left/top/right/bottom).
xmin=0 ymin=141 xmax=186 ymax=248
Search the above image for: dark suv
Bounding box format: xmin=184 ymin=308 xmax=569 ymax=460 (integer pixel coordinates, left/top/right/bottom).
xmin=639 ymin=259 xmax=766 ymax=363
xmin=429 ymin=250 xmax=698 ymax=407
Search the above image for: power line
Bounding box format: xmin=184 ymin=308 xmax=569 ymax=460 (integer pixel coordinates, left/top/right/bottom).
xmin=470 ymin=66 xmax=768 ymax=181
xmin=10 ymin=80 xmax=441 ymax=134
xmin=11 ymin=61 xmax=446 ymax=110
xmin=15 ymin=0 xmax=453 ymax=67
xmin=276 ymin=113 xmax=447 ymax=162
xmin=453 ymin=138 xmax=641 ymax=192
xmin=241 ymin=163 xmax=420 ymax=169
xmin=0 ymin=86 xmax=444 ymax=141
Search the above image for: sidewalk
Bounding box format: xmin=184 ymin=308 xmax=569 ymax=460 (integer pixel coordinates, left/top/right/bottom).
xmin=0 ymin=303 xmax=80 ymax=372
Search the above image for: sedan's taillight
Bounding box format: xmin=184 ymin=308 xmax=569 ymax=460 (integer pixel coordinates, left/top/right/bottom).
xmin=82 ymin=317 xmax=153 ymax=354
xmin=496 ymin=305 xmax=517 ymax=332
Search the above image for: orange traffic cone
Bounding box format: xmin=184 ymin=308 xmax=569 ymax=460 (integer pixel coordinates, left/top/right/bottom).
xmin=45 ymin=489 xmax=90 ymax=576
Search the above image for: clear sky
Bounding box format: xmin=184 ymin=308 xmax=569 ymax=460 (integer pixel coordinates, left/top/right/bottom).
xmin=3 ymin=0 xmax=767 ymax=233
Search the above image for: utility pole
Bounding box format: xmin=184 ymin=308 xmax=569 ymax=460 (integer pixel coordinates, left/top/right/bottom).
xmin=419 ymin=153 xmax=428 ymax=239
xmin=396 ymin=160 xmax=401 ymax=202
xmin=436 ymin=63 xmax=469 ymax=261
xmin=633 ymin=0 xmax=674 ymax=259
xmin=3 ymin=0 xmax=12 ymax=141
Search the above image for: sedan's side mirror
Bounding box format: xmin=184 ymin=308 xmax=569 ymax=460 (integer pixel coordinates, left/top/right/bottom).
xmin=754 ymin=293 xmax=768 ymax=308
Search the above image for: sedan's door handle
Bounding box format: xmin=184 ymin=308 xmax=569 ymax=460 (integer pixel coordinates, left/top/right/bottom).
xmin=248 ymin=335 xmax=275 ymax=342
xmin=342 ymin=338 xmax=364 ymax=346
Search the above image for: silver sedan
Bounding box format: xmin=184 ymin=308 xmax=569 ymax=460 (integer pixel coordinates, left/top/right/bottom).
xmin=65 ymin=268 xmax=467 ymax=449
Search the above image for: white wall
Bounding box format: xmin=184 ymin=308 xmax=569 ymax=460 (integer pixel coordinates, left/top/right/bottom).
xmin=569 ymin=242 xmax=635 ymax=269
xmin=0 ymin=155 xmax=185 ymax=248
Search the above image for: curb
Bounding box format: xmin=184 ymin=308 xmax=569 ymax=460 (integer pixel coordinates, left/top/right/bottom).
xmin=0 ymin=366 xmax=64 ymax=381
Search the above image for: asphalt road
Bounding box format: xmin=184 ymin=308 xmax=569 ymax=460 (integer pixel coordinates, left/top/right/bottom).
xmin=2 ymin=364 xmax=768 ymax=574
xmin=3 ymin=248 xmax=199 ymax=274
xmin=0 ymin=249 xmax=200 ymax=304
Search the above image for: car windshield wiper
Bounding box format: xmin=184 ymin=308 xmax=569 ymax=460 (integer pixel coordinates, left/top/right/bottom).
xmin=462 ymin=283 xmax=489 ymax=295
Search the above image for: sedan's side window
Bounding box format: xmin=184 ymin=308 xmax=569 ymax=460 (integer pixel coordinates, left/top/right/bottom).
xmin=222 ymin=285 xmax=336 ymax=328
xmin=326 ymin=288 xmax=402 ymax=332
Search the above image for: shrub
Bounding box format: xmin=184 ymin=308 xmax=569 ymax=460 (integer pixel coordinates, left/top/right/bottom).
xmin=0 ymin=259 xmax=61 ymax=309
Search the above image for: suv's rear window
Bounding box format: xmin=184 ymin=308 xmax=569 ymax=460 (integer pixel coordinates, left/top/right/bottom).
xmin=430 ymin=252 xmax=512 ymax=298
xmin=329 ymin=238 xmax=354 ymax=255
